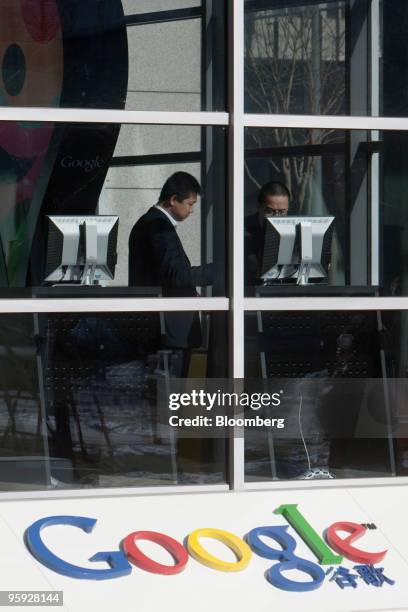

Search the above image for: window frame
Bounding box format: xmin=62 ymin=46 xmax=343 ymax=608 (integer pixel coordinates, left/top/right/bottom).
xmin=1 ymin=0 xmax=408 ymax=500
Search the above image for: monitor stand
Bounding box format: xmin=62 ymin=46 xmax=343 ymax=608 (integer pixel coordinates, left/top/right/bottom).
xmin=298 ymin=221 xmax=313 ymax=285
xmin=297 ymin=262 xmax=312 ymax=285
xmin=261 ymin=220 xmax=329 ymax=286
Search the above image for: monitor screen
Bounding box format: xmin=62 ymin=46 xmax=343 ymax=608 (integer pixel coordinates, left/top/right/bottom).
xmin=44 ymin=215 xmax=118 ymax=284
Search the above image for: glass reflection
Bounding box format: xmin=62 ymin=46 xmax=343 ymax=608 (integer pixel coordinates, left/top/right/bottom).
xmin=244 ymin=128 xmax=408 ymax=296
xmin=0 ymin=0 xmax=225 ymax=112
xmin=245 ymin=1 xmax=346 ymax=115
xmin=244 ymin=310 xmax=408 ymax=481
xmin=0 ymin=123 xmax=226 ymax=296
xmin=0 ymin=312 xmax=227 ymax=491
xmin=245 ymin=0 xmax=408 ymax=118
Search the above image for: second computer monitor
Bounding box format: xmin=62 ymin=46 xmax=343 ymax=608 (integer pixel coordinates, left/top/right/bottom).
xmin=261 ymin=216 xmax=334 ymax=285
xmin=44 ymin=215 xmax=119 ymax=285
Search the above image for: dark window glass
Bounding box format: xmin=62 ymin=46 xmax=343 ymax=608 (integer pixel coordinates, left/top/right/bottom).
xmin=245 ymin=1 xmax=347 ymax=115
xmin=244 ymin=127 xmax=408 ymax=296
xmin=0 ymin=0 xmax=226 ymax=112
xmin=245 ymin=0 xmax=408 ymax=117
xmin=0 ymin=311 xmax=227 ymax=491
xmin=245 ymin=310 xmax=408 ymax=481
xmin=0 ymin=122 xmax=226 ymax=297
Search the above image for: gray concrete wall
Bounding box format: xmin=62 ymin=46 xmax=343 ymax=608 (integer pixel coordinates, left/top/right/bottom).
xmin=99 ymin=2 xmax=202 ymax=287
xmin=125 ymin=19 xmax=201 ymax=113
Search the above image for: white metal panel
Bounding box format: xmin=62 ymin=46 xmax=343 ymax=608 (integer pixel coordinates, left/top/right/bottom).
xmin=0 ymin=483 xmax=229 ymax=502
xmin=0 ymin=107 xmax=229 ymax=125
xmin=244 ymin=113 xmax=408 ymax=131
xmin=244 ymin=477 xmax=408 ymax=491
xmin=228 ymin=0 xmax=245 ymax=491
xmin=370 ymin=0 xmax=381 ymax=286
xmin=0 ymin=298 xmax=229 ymax=313
xmin=244 ymin=297 xmax=408 ymax=311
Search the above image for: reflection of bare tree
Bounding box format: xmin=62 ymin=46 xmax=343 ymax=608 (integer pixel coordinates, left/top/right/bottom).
xmin=245 ymin=5 xmax=345 ymax=212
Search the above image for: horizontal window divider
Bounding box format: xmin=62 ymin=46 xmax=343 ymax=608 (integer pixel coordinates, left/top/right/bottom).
xmin=110 ymin=151 xmax=202 ymax=167
xmin=0 ymin=297 xmax=229 ymax=314
xmin=245 ymin=0 xmax=336 ymax=12
xmin=245 ymin=140 xmax=381 ymax=159
xmin=0 ymin=483 xmax=229 ymax=502
xmin=0 ymin=107 xmax=229 ymax=126
xmin=244 ymin=113 xmax=408 ymax=132
xmin=244 ymin=297 xmax=408 ymax=311
xmin=244 ymin=477 xmax=408 ymax=492
xmin=124 ymin=7 xmax=203 ymax=27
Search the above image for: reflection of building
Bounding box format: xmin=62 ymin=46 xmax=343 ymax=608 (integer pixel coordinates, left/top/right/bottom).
xmin=245 ymin=3 xmax=346 ymax=212
xmin=1 ymin=0 xmax=408 ymax=505
xmin=0 ymin=0 xmax=128 ymax=286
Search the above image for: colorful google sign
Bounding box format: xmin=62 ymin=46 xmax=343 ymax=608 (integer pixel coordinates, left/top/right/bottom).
xmin=25 ymin=504 xmax=387 ymax=592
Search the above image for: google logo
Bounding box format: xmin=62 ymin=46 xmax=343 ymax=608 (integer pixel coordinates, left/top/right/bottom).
xmin=61 ymin=156 xmax=104 ymax=173
xmin=25 ymin=504 xmax=387 ymax=593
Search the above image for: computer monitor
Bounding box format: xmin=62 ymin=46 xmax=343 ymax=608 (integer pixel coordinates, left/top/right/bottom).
xmin=261 ymin=216 xmax=334 ymax=285
xmin=44 ymin=215 xmax=118 ymax=285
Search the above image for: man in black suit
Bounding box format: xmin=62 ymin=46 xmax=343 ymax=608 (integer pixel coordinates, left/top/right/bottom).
xmin=129 ymin=172 xmax=213 ymax=376
xmin=245 ymin=181 xmax=290 ymax=287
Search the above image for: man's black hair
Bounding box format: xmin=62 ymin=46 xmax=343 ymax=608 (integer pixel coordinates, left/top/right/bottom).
xmin=159 ymin=172 xmax=202 ymax=203
xmin=258 ymin=181 xmax=290 ymax=206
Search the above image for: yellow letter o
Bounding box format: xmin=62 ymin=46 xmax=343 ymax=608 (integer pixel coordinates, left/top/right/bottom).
xmin=187 ymin=528 xmax=252 ymax=572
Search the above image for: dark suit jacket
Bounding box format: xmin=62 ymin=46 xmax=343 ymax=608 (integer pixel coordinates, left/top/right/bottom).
xmin=128 ymin=206 xmax=213 ymax=348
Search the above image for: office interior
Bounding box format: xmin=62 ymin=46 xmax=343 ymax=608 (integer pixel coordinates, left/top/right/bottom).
xmin=1 ymin=0 xmax=408 ymax=492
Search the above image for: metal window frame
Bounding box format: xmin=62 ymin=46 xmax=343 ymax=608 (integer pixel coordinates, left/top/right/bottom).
xmin=0 ymin=107 xmax=228 ymax=125
xmin=0 ymin=0 xmax=407 ymax=501
xmin=234 ymin=0 xmax=408 ymax=492
xmin=0 ymin=298 xmax=229 ymax=313
xmin=124 ymin=7 xmax=203 ymax=27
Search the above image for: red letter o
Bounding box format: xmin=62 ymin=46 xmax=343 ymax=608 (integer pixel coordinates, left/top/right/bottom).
xmin=123 ymin=530 xmax=189 ymax=575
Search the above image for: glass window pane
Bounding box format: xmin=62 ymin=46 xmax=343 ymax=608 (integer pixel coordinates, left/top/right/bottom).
xmin=245 ymin=0 xmax=408 ymax=117
xmin=245 ymin=310 xmax=408 ymax=481
xmin=244 ymin=127 xmax=408 ymax=297
xmin=0 ymin=0 xmax=226 ymax=112
xmin=245 ymin=1 xmax=347 ymax=115
xmin=0 ymin=122 xmax=226 ymax=297
xmin=0 ymin=311 xmax=228 ymax=491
